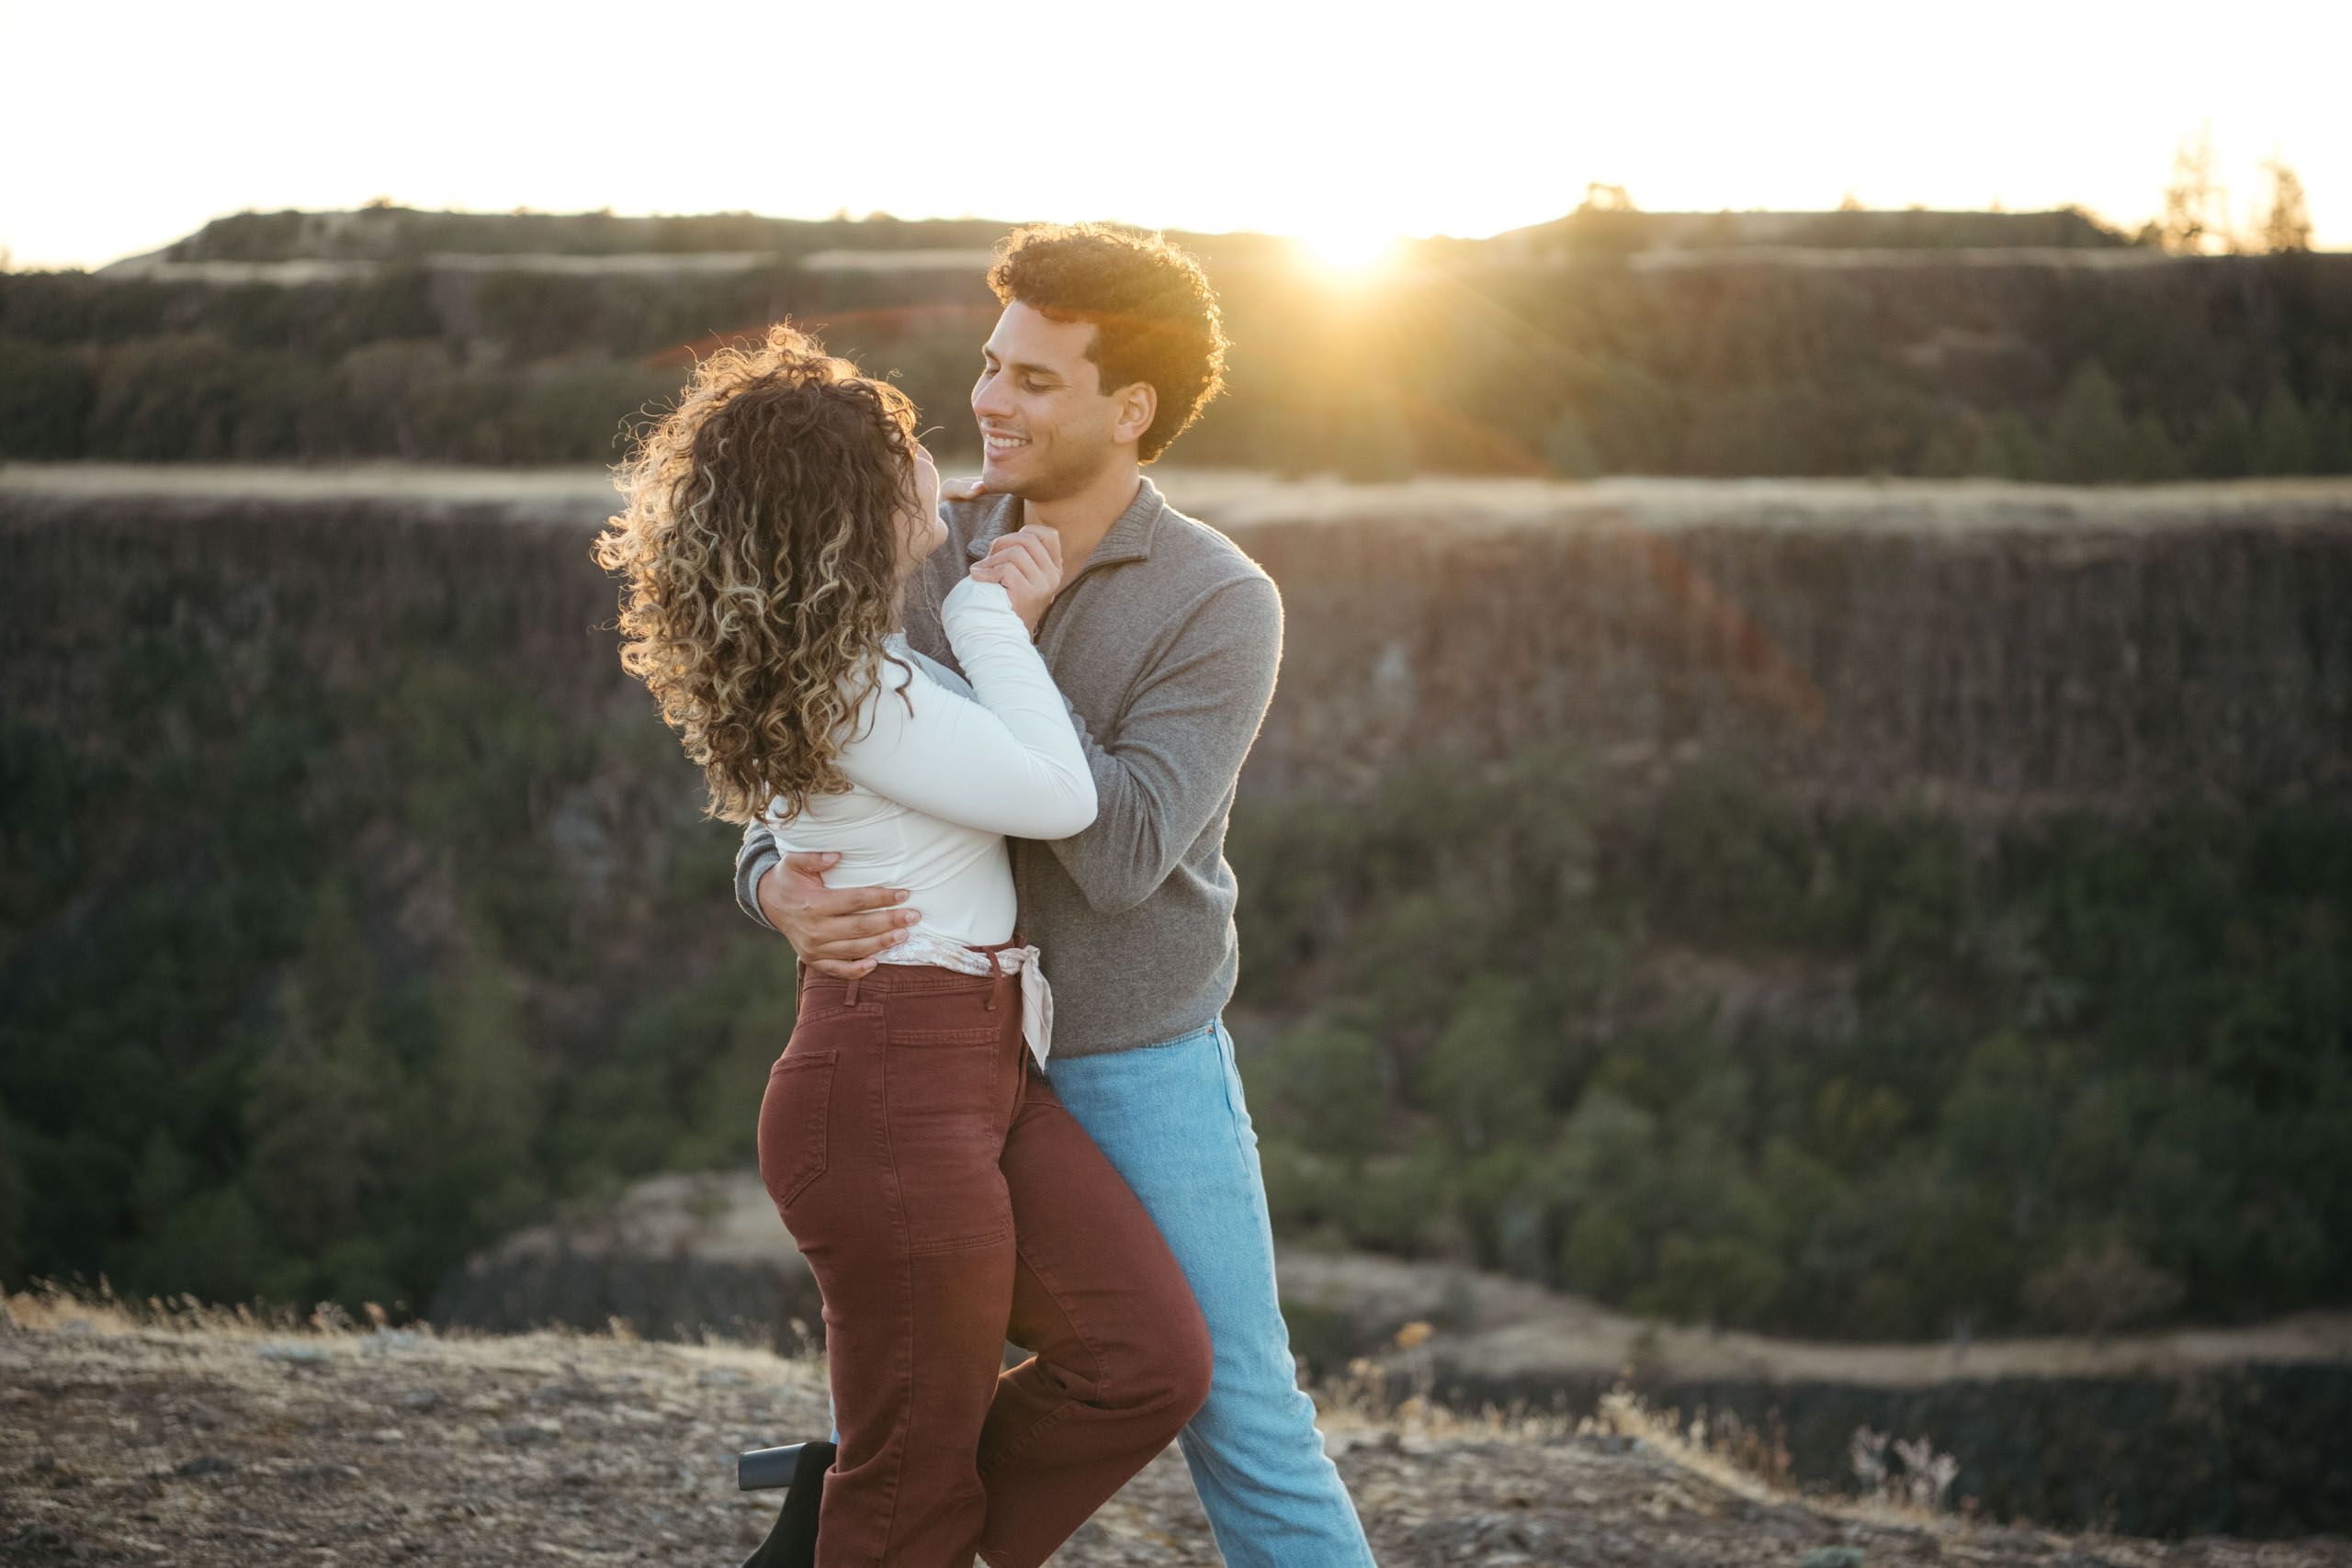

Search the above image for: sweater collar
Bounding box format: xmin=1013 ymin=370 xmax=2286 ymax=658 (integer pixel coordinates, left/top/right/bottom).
xmin=966 ymin=474 xmax=1167 ymax=569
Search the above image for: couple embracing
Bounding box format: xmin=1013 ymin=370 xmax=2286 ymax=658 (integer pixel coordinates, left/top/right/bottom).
xmin=597 ymin=224 xmax=1378 ymax=1567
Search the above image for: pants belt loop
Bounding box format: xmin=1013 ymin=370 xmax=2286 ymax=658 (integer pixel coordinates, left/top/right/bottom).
xmin=844 ymin=974 xmax=862 ymax=1009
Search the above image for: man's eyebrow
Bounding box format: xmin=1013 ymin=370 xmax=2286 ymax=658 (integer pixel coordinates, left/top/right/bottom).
xmin=983 ymin=349 xmax=1063 ymax=379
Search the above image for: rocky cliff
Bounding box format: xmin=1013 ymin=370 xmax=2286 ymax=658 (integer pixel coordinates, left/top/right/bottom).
xmin=8 ymin=468 xmax=2347 ymax=815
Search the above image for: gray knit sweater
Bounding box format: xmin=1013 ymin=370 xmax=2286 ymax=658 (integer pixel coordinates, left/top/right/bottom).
xmin=734 ymin=474 xmax=1283 ymax=1059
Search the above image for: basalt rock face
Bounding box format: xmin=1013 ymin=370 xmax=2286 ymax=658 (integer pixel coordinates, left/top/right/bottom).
xmin=7 ymin=479 xmax=2348 ymax=815
xmin=1228 ymin=483 xmax=2352 ymax=812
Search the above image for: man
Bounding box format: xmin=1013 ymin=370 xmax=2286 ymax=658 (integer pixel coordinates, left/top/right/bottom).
xmin=734 ymin=223 xmax=1379 ymax=1567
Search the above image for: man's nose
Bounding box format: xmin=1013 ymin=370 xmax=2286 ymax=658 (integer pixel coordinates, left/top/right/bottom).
xmin=972 ymin=376 xmax=1012 ymax=422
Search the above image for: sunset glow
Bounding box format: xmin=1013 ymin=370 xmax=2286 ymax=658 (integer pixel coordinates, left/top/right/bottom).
xmin=0 ymin=0 xmax=2346 ymax=268
xmin=1297 ymin=225 xmax=1402 ymax=275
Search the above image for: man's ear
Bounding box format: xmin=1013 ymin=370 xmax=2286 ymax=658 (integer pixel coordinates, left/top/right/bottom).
xmin=1111 ymin=380 xmax=1157 ymax=448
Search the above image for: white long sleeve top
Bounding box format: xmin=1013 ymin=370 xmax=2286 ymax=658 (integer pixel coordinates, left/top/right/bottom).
xmin=761 ymin=575 xmax=1097 ymax=951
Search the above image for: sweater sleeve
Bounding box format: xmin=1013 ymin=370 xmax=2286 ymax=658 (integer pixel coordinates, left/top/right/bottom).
xmin=834 ymin=576 xmax=1097 ymax=840
xmin=1040 ymin=573 xmax=1283 ymax=915
xmin=734 ymin=818 xmax=782 ymax=931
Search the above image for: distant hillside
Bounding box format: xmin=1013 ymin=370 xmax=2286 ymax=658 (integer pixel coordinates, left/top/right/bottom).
xmin=1489 ymin=205 xmax=2140 ymax=260
xmin=8 ymin=200 xmax=2348 ymax=479
xmin=118 ymin=201 xmax=2140 ymax=273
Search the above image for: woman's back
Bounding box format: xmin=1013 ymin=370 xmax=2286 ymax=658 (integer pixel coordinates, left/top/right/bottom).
xmin=763 ymin=575 xmax=1095 ymax=952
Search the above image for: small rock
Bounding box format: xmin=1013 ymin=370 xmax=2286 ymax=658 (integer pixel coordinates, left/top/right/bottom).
xmin=490 ymin=1419 xmax=565 ymax=1447
xmin=398 ymin=1391 xmax=440 ymax=1412
xmin=358 ymin=1330 xmax=422 ymax=1355
xmin=174 ymin=1455 xmax=237 ymax=1478
xmin=259 ymin=1343 xmax=329 ymax=1364
xmin=284 ymin=1461 xmax=362 ymax=1483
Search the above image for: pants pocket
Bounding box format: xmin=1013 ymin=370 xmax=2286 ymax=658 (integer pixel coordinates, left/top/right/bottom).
xmin=760 ymin=1049 xmax=840 ymax=1209
xmin=884 ymin=1033 xmax=1013 ymax=1256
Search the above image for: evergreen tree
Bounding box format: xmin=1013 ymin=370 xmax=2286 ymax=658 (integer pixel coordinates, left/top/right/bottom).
xmin=1916 ymin=425 xmax=1968 ymax=478
xmin=0 ymin=1096 xmax=25 ymax=1283
xmin=2157 ymin=124 xmax=2231 ymax=254
xmin=2126 ymin=412 xmax=2185 ymax=481
xmin=2049 ymin=363 xmax=2133 ymax=483
xmin=419 ymin=908 xmax=544 ymax=1239
xmin=2258 ymin=157 xmax=2314 ymax=253
xmin=2192 ymin=391 xmax=2259 ymax=478
xmin=2311 ymin=400 xmax=2352 ymax=474
xmin=1971 ymin=410 xmax=2043 ymax=479
xmin=243 ymin=880 xmax=396 ymax=1279
xmin=0 ymin=338 xmax=94 ymax=457
xmin=2255 ymin=378 xmax=2315 ymax=474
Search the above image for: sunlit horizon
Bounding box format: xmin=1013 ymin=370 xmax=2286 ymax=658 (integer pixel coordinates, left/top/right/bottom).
xmin=3 ymin=0 xmax=2349 ymax=271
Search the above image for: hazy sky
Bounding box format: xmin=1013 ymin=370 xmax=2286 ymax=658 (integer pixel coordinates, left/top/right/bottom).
xmin=4 ymin=0 xmax=2346 ymax=269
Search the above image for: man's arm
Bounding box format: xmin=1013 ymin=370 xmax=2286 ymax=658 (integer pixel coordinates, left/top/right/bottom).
xmin=734 ymin=824 xmax=919 ymax=974
xmin=734 ymin=821 xmax=782 ymax=931
xmin=1044 ymin=574 xmax=1283 ymax=916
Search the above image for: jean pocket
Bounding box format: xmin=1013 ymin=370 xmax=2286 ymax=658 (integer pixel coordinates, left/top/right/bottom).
xmin=883 ymin=1042 xmax=1012 ymax=1255
xmin=760 ymin=1049 xmax=840 ymax=1209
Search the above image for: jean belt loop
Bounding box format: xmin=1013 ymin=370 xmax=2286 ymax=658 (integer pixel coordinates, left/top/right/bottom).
xmin=844 ymin=974 xmax=862 ymax=1009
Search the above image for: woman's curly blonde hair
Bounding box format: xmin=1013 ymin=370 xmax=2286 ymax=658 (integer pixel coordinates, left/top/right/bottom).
xmin=594 ymin=322 xmax=920 ymax=826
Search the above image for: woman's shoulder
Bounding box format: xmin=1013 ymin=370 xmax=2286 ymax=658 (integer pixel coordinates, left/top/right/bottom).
xmin=837 ymin=638 xmax=977 ymax=734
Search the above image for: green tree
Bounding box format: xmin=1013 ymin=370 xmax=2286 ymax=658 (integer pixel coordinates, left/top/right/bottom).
xmin=2048 ymin=362 xmax=2133 ymax=482
xmin=2125 ymin=412 xmax=2185 ymax=480
xmin=0 ymin=337 xmax=94 ymax=457
xmin=417 ymin=909 xmax=544 ymax=1238
xmin=243 ymin=881 xmax=398 ymax=1278
xmin=0 ymin=1095 xmax=25 ymax=1283
xmin=1251 ymin=1021 xmax=1390 ymax=1163
xmin=1416 ymin=976 xmax=1546 ymax=1156
xmin=2312 ymin=401 xmax=2352 ymax=474
xmin=1970 ymin=410 xmax=2043 ymax=479
xmin=2191 ymin=391 xmax=2258 ymax=477
xmin=2255 ymin=378 xmax=2314 ymax=474
xmin=1915 ymin=425 xmax=1968 ymax=479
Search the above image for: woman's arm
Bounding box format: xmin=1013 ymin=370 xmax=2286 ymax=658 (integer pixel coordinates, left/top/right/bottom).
xmin=835 ymin=576 xmax=1096 ymax=840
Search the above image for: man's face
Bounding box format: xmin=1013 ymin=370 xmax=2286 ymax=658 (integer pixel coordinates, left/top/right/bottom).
xmin=972 ymin=302 xmax=1124 ymax=500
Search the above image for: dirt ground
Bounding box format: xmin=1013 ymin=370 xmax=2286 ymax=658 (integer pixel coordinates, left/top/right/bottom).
xmin=5 ymin=1295 xmax=2346 ymax=1568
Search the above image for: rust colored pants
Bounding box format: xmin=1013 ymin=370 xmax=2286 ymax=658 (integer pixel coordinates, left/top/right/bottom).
xmin=758 ymin=944 xmax=1213 ymax=1568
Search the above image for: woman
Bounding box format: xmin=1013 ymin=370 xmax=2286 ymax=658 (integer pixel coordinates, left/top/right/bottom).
xmin=594 ymin=323 xmax=1211 ymax=1568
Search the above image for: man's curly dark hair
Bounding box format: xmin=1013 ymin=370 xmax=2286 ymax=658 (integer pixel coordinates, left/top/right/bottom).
xmin=986 ymin=222 xmax=1227 ymax=462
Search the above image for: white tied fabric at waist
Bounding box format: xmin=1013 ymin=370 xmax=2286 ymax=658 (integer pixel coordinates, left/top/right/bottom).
xmin=880 ymin=932 xmax=1055 ymax=1069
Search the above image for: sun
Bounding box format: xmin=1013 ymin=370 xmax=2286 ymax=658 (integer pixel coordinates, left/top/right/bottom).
xmin=1297 ymin=223 xmax=1402 ymax=276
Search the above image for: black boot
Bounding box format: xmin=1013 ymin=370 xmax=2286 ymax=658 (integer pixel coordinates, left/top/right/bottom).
xmin=739 ymin=1439 xmax=834 ymax=1568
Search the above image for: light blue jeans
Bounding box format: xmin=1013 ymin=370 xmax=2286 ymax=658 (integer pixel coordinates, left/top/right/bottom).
xmin=829 ymin=1017 xmax=1377 ymax=1566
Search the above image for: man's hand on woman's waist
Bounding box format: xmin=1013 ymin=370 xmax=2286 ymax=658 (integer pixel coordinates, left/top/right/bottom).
xmin=758 ymin=851 xmax=921 ymax=978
